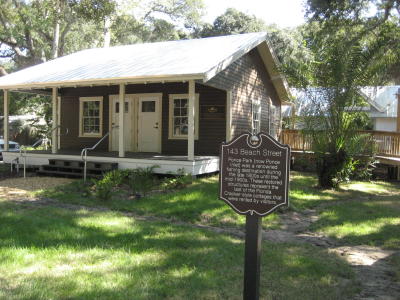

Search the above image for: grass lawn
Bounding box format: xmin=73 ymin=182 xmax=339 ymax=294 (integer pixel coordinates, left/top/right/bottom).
xmin=39 ymin=176 xmax=281 ymax=229
xmin=40 ymin=171 xmax=400 ymax=237
xmin=310 ymin=195 xmax=400 ymax=249
xmin=0 ymin=201 xmax=357 ymax=300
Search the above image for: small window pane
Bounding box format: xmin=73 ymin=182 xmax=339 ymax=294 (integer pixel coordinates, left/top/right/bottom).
xmin=115 ymin=102 xmax=119 ymax=113
xmin=181 ymin=125 xmax=188 ymax=135
xmin=81 ymin=100 xmax=101 ymax=135
xmin=142 ymin=101 xmax=155 ymax=112
xmin=125 ymin=102 xmax=129 ymax=113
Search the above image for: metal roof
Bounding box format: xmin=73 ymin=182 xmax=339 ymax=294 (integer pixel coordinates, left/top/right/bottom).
xmin=0 ymin=32 xmax=289 ymax=101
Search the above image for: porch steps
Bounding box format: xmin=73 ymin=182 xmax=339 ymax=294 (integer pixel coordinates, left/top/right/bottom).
xmin=37 ymin=159 xmax=118 ymax=179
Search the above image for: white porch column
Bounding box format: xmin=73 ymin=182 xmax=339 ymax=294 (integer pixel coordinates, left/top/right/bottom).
xmin=3 ymin=90 xmax=9 ymax=151
xmin=188 ymin=80 xmax=195 ymax=161
xmin=226 ymin=90 xmax=232 ymax=141
xmin=51 ymin=87 xmax=58 ymax=154
xmin=118 ymin=83 xmax=125 ymax=157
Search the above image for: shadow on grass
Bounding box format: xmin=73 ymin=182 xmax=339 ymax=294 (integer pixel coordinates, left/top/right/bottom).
xmin=311 ymin=200 xmax=400 ymax=249
xmin=39 ymin=177 xmax=281 ymax=229
xmin=0 ymin=202 xmax=356 ymax=300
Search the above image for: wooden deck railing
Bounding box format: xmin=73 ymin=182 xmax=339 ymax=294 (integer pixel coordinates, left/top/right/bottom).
xmin=280 ymin=129 xmax=400 ymax=158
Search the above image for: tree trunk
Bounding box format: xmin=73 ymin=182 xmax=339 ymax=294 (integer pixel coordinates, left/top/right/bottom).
xmin=103 ymin=16 xmax=111 ymax=48
xmin=51 ymin=0 xmax=61 ymax=59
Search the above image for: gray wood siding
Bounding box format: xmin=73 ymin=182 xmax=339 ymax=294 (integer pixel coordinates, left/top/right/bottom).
xmin=59 ymin=83 xmax=226 ymax=155
xmin=205 ymin=49 xmax=282 ymax=139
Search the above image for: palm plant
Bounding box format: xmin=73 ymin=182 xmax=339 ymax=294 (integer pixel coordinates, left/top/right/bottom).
xmin=284 ymin=21 xmax=396 ymax=187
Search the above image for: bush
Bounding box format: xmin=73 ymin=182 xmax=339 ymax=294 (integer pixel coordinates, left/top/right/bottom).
xmin=161 ymin=169 xmax=193 ymax=190
xmin=128 ymin=166 xmax=159 ymax=197
xmin=91 ymin=169 xmax=130 ymax=201
xmin=92 ymin=178 xmax=113 ymax=201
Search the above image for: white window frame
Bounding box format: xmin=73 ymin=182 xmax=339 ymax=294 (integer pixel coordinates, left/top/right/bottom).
xmin=79 ymin=96 xmax=103 ymax=138
xmin=168 ymin=94 xmax=199 ymax=140
xmin=252 ymin=99 xmax=261 ymax=134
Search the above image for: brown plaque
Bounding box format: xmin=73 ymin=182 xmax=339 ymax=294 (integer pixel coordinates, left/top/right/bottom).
xmin=200 ymin=105 xmax=225 ymax=119
xmin=219 ymin=132 xmax=290 ymax=216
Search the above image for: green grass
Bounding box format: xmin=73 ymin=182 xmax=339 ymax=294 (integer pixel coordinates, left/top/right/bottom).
xmin=40 ymin=176 xmax=281 ymax=229
xmin=289 ymin=171 xmax=400 ymax=210
xmin=310 ymin=196 xmax=400 ymax=249
xmin=40 ymin=171 xmax=400 ymax=236
xmin=0 ymin=201 xmax=357 ymax=300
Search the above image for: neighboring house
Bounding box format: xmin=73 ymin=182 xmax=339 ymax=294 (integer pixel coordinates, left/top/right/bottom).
xmin=283 ymin=87 xmax=400 ymax=132
xmin=0 ymin=32 xmax=289 ymax=176
xmin=361 ymin=86 xmax=400 ymax=132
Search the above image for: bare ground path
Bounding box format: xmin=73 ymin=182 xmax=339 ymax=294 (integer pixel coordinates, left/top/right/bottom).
xmin=1 ymin=177 xmax=399 ymax=300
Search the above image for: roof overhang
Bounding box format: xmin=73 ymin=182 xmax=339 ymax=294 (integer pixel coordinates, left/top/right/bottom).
xmin=256 ymin=41 xmax=290 ymax=102
xmin=1 ymin=74 xmax=203 ymax=91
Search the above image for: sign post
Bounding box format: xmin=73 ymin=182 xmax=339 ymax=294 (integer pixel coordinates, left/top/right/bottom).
xmin=219 ymin=132 xmax=290 ymax=300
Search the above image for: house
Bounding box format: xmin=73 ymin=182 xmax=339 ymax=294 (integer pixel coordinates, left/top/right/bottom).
xmin=0 ymin=32 xmax=289 ymax=176
xmin=283 ymin=87 xmax=400 ymax=131
xmin=361 ymin=86 xmax=400 ymax=132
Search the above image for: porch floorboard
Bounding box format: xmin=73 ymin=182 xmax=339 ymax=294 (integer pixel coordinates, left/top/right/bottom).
xmin=25 ymin=150 xmax=217 ymax=162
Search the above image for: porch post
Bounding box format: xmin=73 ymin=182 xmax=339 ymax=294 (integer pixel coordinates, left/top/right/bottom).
xmin=226 ymin=90 xmax=232 ymax=141
xmin=118 ymin=83 xmax=125 ymax=157
xmin=52 ymin=87 xmax=58 ymax=154
xmin=3 ymin=89 xmax=9 ymax=151
xmin=188 ymin=80 xmax=195 ymax=161
xmin=396 ymin=88 xmax=400 ymax=132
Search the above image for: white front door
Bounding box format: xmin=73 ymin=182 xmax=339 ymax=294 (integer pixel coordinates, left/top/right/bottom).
xmin=110 ymin=95 xmax=133 ymax=151
xmin=138 ymin=95 xmax=161 ymax=152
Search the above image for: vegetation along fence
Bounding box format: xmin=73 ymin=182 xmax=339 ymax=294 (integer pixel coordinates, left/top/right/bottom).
xmin=280 ymin=129 xmax=400 ymax=158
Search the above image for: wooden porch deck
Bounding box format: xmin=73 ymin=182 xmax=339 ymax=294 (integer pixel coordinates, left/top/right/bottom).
xmin=25 ymin=150 xmax=215 ymax=162
xmin=2 ymin=150 xmax=220 ymax=175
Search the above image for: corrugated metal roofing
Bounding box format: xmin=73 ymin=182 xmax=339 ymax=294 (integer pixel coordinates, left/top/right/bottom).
xmin=0 ymin=32 xmax=270 ymax=89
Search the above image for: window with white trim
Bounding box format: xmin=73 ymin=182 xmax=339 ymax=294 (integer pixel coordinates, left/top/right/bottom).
xmin=168 ymin=94 xmax=199 ymax=139
xmin=252 ymin=99 xmax=261 ymax=134
xmin=79 ymin=97 xmax=103 ymax=137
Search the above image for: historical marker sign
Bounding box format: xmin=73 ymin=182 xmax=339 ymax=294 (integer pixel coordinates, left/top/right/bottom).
xmin=219 ymin=132 xmax=290 ymax=216
xmin=219 ymin=132 xmax=291 ymax=300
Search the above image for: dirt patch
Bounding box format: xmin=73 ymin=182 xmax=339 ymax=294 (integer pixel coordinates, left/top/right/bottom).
xmin=0 ymin=177 xmax=76 ymax=201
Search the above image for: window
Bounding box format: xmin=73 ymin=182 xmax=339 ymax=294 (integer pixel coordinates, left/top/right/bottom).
xmin=168 ymin=94 xmax=199 ymax=139
xmin=142 ymin=101 xmax=155 ymax=112
xmin=252 ymin=99 xmax=261 ymax=134
xmin=79 ymin=97 xmax=103 ymax=137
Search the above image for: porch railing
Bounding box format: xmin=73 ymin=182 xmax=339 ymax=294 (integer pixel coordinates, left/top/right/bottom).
xmin=81 ymin=131 xmax=111 ymax=182
xmin=279 ymin=129 xmax=400 ymax=158
xmin=18 ymin=126 xmax=68 ymax=178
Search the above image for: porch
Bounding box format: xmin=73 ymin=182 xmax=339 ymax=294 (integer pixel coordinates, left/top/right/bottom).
xmin=3 ymin=150 xmax=219 ymax=176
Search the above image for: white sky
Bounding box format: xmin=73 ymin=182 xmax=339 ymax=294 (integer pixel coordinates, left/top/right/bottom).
xmin=203 ymin=0 xmax=306 ymax=28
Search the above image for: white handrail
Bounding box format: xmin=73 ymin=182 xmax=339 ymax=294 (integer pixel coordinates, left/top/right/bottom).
xmin=81 ymin=131 xmax=111 ymax=182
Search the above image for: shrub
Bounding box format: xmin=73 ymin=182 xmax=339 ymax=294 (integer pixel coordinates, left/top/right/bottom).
xmin=92 ymin=178 xmax=113 ymax=201
xmin=91 ymin=169 xmax=130 ymax=201
xmin=161 ymin=169 xmax=193 ymax=190
xmin=128 ymin=165 xmax=159 ymax=197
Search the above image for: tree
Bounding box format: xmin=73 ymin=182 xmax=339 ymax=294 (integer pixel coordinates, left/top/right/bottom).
xmin=305 ymin=0 xmax=400 ymax=83
xmin=283 ymin=16 xmax=398 ymax=187
xmin=0 ymin=0 xmax=116 ymax=68
xmin=306 ymin=0 xmax=400 ymax=22
xmin=195 ymin=8 xmax=265 ymax=37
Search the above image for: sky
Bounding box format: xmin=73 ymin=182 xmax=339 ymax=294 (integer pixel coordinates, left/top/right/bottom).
xmin=202 ymin=0 xmax=306 ymax=28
